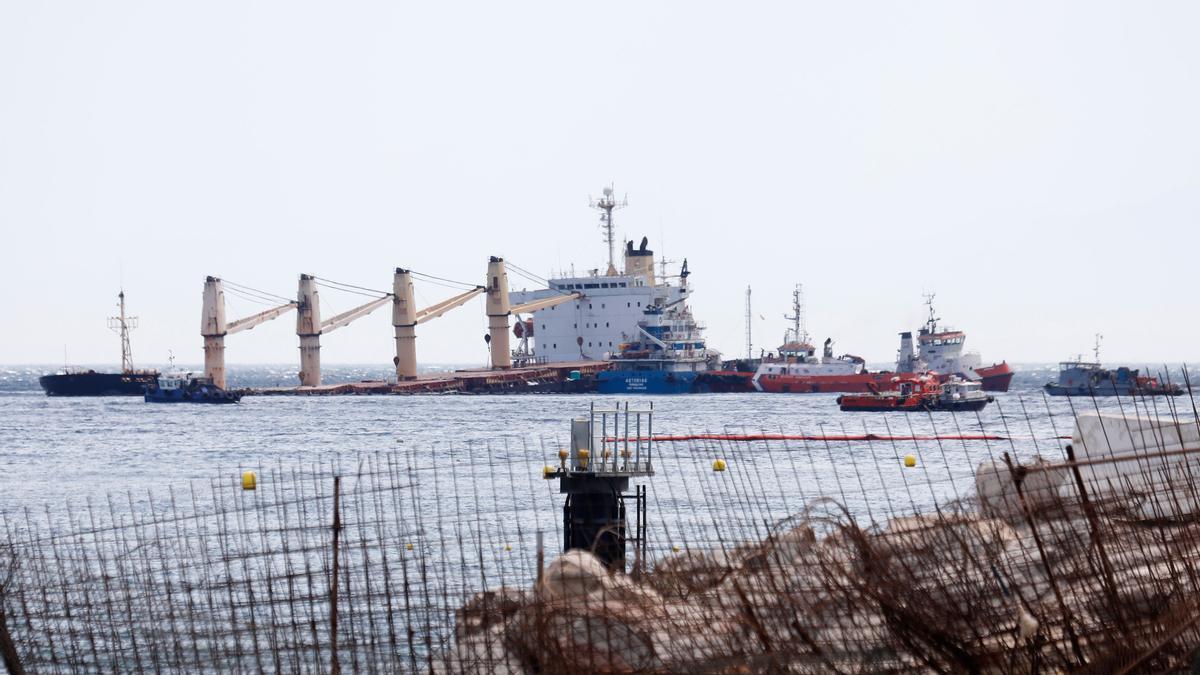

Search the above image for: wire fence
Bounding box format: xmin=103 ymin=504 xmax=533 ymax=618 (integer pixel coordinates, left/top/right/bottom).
xmin=4 ymin=393 xmax=1200 ymax=672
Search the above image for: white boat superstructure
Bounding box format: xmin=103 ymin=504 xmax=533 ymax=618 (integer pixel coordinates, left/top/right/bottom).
xmin=508 ymin=197 xmax=705 ymax=366
xmin=897 ymin=294 xmax=982 ymax=377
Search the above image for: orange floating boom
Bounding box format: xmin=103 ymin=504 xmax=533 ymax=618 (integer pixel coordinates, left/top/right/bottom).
xmin=606 ymin=433 xmax=1011 ymax=443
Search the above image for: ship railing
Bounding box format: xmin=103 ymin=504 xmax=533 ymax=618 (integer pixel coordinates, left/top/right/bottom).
xmin=588 ymin=401 xmax=655 ymax=477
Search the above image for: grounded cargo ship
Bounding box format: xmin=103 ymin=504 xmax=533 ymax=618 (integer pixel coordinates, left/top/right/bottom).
xmin=896 ymin=295 xmax=1013 ymax=392
xmin=39 ymin=290 xmax=159 ymax=396
xmin=508 ymin=188 xmax=729 ymax=394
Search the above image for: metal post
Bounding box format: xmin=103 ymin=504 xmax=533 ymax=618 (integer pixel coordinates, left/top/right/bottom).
xmin=329 ymin=476 xmax=342 ymax=675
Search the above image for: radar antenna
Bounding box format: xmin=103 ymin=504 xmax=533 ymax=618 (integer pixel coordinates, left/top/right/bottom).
xmin=107 ymin=290 xmax=138 ymax=373
xmin=744 ymin=286 xmax=752 ymax=359
xmin=923 ymin=292 xmax=939 ymax=333
xmin=783 ymin=284 xmax=809 ymax=346
xmin=589 ymin=185 xmax=627 ymax=276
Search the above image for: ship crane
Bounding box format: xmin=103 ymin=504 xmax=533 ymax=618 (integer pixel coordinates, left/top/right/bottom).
xmin=202 ymin=277 xmax=298 ymax=389
xmin=485 ymin=257 xmax=582 ymax=369
xmin=297 ymin=275 xmax=397 ymax=387
xmin=392 ymin=268 xmax=485 ymax=380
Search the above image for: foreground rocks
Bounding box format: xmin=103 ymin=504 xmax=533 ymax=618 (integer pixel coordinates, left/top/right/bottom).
xmin=437 ymin=459 xmax=1200 ymax=673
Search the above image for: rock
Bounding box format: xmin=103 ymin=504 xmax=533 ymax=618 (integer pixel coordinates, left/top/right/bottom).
xmin=536 ymin=550 xmax=610 ymax=601
xmin=455 ymin=587 xmax=529 ymax=639
xmin=976 ymin=458 xmax=1070 ymax=522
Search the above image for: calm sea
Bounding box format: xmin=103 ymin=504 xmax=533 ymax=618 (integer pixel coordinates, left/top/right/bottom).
xmin=4 ymin=363 xmax=1192 ymax=527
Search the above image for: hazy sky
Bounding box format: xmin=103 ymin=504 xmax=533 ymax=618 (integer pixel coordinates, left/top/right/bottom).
xmin=3 ymin=2 xmax=1199 ymax=368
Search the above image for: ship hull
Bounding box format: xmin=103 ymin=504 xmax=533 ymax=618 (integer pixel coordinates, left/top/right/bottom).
xmin=755 ymin=372 xmax=902 ymax=394
xmin=39 ymin=372 xmax=158 ymax=397
xmin=596 ymin=370 xmax=703 ymax=394
xmin=973 ymin=363 xmax=1014 ymax=392
xmin=1044 ymin=384 xmax=1181 ymax=397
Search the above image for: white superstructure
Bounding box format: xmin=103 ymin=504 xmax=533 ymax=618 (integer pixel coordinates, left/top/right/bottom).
xmin=508 ymin=237 xmax=693 ymax=363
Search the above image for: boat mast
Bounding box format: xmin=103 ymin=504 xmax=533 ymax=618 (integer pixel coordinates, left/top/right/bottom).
xmin=108 ymin=290 xmax=138 ymax=373
xmin=783 ymin=284 xmax=809 ymax=345
xmin=923 ymin=292 xmax=939 ymax=333
xmin=1093 ymin=333 xmax=1103 ymax=363
xmin=589 ymin=185 xmax=627 ymax=276
xmin=744 ymin=286 xmax=752 ymax=359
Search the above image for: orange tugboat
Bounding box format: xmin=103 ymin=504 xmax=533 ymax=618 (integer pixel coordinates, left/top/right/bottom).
xmin=837 ymin=375 xmax=994 ymax=412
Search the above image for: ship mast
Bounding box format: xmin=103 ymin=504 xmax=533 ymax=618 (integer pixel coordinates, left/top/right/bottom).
xmin=923 ymin=292 xmax=939 ymax=334
xmin=744 ymin=286 xmax=752 ymax=359
xmin=107 ymin=290 xmax=138 ymax=373
xmin=589 ymin=185 xmax=627 ymax=276
xmin=783 ymin=284 xmax=809 ymax=345
xmin=1093 ymin=333 xmax=1103 ymax=363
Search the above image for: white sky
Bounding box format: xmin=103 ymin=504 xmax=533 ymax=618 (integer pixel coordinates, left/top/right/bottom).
xmin=3 ymin=2 xmax=1198 ymax=367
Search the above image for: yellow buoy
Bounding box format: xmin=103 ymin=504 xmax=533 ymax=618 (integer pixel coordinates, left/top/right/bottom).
xmin=405 ymin=543 xmax=414 ymax=551
xmin=672 ymin=545 xmax=681 ymax=552
xmin=904 ymin=454 xmax=917 ymax=468
xmin=504 ymin=544 xmax=512 ymax=552
xmin=241 ymin=470 xmax=257 ymax=490
xmin=712 ymin=459 xmax=727 ymax=472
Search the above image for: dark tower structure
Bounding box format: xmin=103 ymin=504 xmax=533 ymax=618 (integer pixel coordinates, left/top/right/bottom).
xmin=547 ymin=402 xmax=653 ymax=571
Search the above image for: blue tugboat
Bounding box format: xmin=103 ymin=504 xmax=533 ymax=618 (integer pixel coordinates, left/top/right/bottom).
xmin=1044 ymin=336 xmax=1181 ymax=397
xmin=144 ymin=372 xmax=242 ymax=403
xmin=595 ymin=264 xmax=725 ymax=394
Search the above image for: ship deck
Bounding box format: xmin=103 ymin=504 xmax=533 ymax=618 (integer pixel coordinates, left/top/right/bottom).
xmin=240 ymin=360 xmax=613 ymax=396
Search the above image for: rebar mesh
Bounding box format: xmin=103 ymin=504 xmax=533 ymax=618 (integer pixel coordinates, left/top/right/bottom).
xmin=4 ymin=392 xmax=1200 ymax=672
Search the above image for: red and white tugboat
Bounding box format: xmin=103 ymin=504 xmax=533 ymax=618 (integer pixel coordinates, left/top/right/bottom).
xmin=897 ymin=294 xmax=1013 ymax=392
xmin=751 ymin=285 xmax=899 ymax=394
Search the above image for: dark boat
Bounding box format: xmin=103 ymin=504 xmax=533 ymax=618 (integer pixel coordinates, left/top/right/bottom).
xmin=40 ymin=369 xmax=158 ymax=396
xmin=1044 ymin=361 xmax=1182 ymax=397
xmin=1043 ymin=337 xmax=1182 ymax=397
xmin=144 ymin=372 xmax=242 ymax=404
xmin=39 ymin=290 xmax=159 ymax=396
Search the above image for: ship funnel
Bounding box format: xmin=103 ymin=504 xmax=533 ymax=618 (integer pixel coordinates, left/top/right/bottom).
xmin=897 ymin=331 xmax=918 ymax=373
xmin=623 ymin=237 xmax=656 ymax=285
